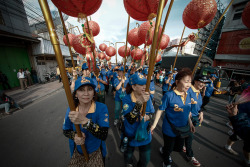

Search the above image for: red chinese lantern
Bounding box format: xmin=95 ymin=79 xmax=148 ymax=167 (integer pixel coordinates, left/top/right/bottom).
xmin=131 ymin=48 xmax=143 ymax=60
xmin=51 ymin=0 xmax=102 ymax=18
xmin=123 ymin=0 xmax=168 ymax=21
xmin=118 ymin=45 xmax=130 ymax=57
xmin=155 ymin=54 xmax=161 ymax=63
xmin=242 ymin=1 xmax=250 ymax=29
xmin=63 ymin=33 xmax=75 ymax=46
xmin=84 ymin=21 xmax=100 ymax=37
xmin=182 ymin=0 xmax=217 ymax=29
xmin=72 ymin=35 xmax=95 ymax=55
xmin=105 ymin=46 xmax=116 ymax=57
xmin=128 ymin=27 xmax=143 ymax=47
xmin=106 ymin=55 xmax=111 ymax=61
xmin=158 ymin=34 xmax=170 ymax=50
xmin=98 ymin=52 xmax=106 ymax=60
xmin=99 ymin=43 xmax=107 ymax=52
xmin=138 ymin=21 xmax=163 ymax=46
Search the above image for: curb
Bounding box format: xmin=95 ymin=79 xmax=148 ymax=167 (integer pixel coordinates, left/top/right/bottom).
xmin=19 ymin=87 xmax=63 ymax=107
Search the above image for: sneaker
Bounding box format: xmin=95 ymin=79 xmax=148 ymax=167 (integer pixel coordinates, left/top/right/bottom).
xmin=159 ymin=147 xmax=164 ymax=154
xmin=187 ymin=156 xmax=201 ymax=167
xmin=114 ymin=119 xmax=119 ymax=126
xmin=126 ymin=164 xmax=133 ymax=167
xmin=163 ymin=162 xmax=171 ymax=167
xmin=224 ymin=145 xmax=239 ymax=155
xmin=183 ymin=146 xmax=186 ymax=153
xmin=226 ymin=122 xmax=233 ymax=129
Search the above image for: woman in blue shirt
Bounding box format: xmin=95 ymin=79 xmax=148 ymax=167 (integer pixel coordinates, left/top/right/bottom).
xmin=113 ymin=67 xmax=129 ymax=126
xmin=151 ymin=68 xmax=195 ymax=167
xmin=184 ymin=75 xmax=209 ymax=167
xmin=122 ymin=73 xmax=155 ymax=167
xmin=162 ymin=71 xmax=174 ymax=96
xmin=63 ymin=77 xmax=109 ymax=166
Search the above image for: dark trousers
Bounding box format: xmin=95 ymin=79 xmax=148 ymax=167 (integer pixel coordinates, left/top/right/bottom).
xmin=184 ymin=132 xmax=194 ymax=157
xmin=97 ymin=91 xmax=105 ymax=104
xmin=162 ymin=133 xmax=184 ymax=165
xmin=201 ymin=96 xmax=210 ymax=108
xmin=124 ymin=143 xmax=151 ymax=167
xmin=162 ymin=91 xmax=167 ymax=96
xmin=2 ymin=81 xmax=11 ymax=90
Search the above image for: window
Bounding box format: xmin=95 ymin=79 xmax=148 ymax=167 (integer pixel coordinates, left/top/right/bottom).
xmin=0 ymin=11 xmax=5 ymax=25
xmin=233 ymin=13 xmax=242 ymax=20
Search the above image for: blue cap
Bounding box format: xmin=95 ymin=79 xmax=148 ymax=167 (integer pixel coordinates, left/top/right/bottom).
xmin=129 ymin=73 xmax=147 ymax=85
xmin=118 ymin=66 xmax=124 ymax=71
xmin=82 ymin=63 xmax=88 ymax=70
xmin=194 ymin=75 xmax=210 ymax=83
xmin=74 ymin=77 xmax=96 ymax=91
xmin=210 ymin=74 xmax=218 ymax=78
xmin=167 ymin=71 xmax=172 ymax=75
xmin=174 ymin=68 xmax=177 ymax=71
xmin=143 ymin=68 xmax=148 ymax=75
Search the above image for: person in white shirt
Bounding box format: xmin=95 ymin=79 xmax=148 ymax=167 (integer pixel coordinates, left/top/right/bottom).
xmin=17 ymin=69 xmax=27 ymax=90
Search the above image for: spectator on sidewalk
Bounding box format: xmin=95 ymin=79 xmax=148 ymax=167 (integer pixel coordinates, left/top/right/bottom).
xmin=17 ymin=69 xmax=28 ymax=90
xmin=0 ymin=71 xmax=11 ymax=90
xmin=0 ymin=90 xmax=21 ymax=115
xmin=56 ymin=65 xmax=61 ymax=83
xmin=25 ymin=68 xmax=33 ymax=86
xmin=31 ymin=67 xmax=38 ymax=83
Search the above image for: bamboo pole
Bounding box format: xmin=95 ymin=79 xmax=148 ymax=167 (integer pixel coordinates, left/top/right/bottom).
xmin=192 ymin=0 xmax=234 ymax=76
xmin=58 ymin=10 xmax=75 ymax=69
xmin=154 ymin=0 xmax=175 ymax=63
xmin=142 ymin=0 xmax=166 ymax=116
xmin=122 ymin=15 xmax=130 ymax=88
xmin=38 ymin=0 xmax=89 ymax=161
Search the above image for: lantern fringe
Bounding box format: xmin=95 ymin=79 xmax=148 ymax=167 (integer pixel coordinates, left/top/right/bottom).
xmin=148 ymin=13 xmax=157 ymax=20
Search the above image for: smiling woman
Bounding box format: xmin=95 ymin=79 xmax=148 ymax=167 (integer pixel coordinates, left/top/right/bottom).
xmin=63 ymin=76 xmax=109 ymax=166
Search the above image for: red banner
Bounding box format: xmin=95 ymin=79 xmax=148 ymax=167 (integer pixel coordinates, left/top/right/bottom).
xmin=217 ymin=29 xmax=250 ymax=55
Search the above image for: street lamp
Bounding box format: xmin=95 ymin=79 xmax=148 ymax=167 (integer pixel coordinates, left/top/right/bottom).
xmin=115 ymin=42 xmax=125 ymax=65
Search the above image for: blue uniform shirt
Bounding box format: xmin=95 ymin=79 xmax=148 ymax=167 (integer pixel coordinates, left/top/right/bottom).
xmin=101 ymin=68 xmax=107 ymax=76
xmin=159 ymin=89 xmax=191 ymax=137
xmin=188 ymin=86 xmax=202 ymax=117
xmin=114 ymin=77 xmax=129 ymax=101
xmin=150 ymin=79 xmax=155 ymax=99
xmin=63 ymin=102 xmax=109 ymax=157
xmin=122 ymin=92 xmax=155 ymax=147
xmin=205 ymin=79 xmax=214 ymax=97
xmin=91 ymin=73 xmax=107 ymax=93
xmin=162 ymin=76 xmax=174 ymax=92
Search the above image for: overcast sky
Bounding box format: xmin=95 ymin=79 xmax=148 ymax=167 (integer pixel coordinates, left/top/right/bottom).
xmin=27 ymin=0 xmax=231 ymax=63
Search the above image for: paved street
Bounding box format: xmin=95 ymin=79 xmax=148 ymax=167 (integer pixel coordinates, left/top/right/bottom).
xmin=0 ymin=85 xmax=245 ymax=167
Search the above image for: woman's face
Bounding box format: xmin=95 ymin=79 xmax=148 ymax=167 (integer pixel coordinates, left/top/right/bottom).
xmin=82 ymin=69 xmax=90 ymax=77
xmin=132 ymin=84 xmax=146 ymax=95
xmin=176 ymin=75 xmax=192 ymax=92
xmin=194 ymin=80 xmax=205 ymax=90
xmin=75 ymin=85 xmax=94 ymax=104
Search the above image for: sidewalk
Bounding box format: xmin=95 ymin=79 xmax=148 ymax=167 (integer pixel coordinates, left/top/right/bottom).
xmin=0 ymin=81 xmax=63 ymax=118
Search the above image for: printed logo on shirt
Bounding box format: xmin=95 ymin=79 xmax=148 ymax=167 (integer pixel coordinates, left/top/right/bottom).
xmin=123 ymin=104 xmax=129 ymax=111
xmin=104 ymin=118 xmax=108 ymax=122
xmin=190 ymin=98 xmax=197 ymax=104
xmin=105 ymin=113 xmax=108 ymax=117
xmin=174 ymin=104 xmax=183 ymax=112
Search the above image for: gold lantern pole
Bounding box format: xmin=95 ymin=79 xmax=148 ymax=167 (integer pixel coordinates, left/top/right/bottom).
xmin=115 ymin=42 xmax=125 ymax=65
xmin=142 ymin=0 xmax=166 ymax=116
xmin=167 ymin=25 xmax=186 ymax=91
xmin=38 ymin=0 xmax=89 ymax=161
xmin=58 ymin=10 xmax=76 ymax=70
xmin=122 ymin=15 xmax=131 ymax=88
xmin=192 ymin=0 xmax=234 ymax=76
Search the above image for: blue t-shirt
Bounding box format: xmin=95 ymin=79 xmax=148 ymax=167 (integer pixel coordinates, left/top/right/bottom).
xmin=122 ymin=93 xmax=155 ymax=147
xmin=188 ymin=86 xmax=202 ymax=117
xmin=114 ymin=77 xmax=129 ymax=101
xmin=91 ymin=73 xmax=107 ymax=93
xmin=150 ymin=80 xmax=155 ymax=99
xmin=238 ymin=102 xmax=250 ymax=124
xmin=162 ymin=76 xmax=175 ymax=92
xmin=63 ymin=102 xmax=109 ymax=157
xmin=100 ymin=68 xmax=107 ymax=76
xmin=205 ymin=79 xmax=214 ymax=97
xmin=159 ymin=90 xmax=191 ymax=137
